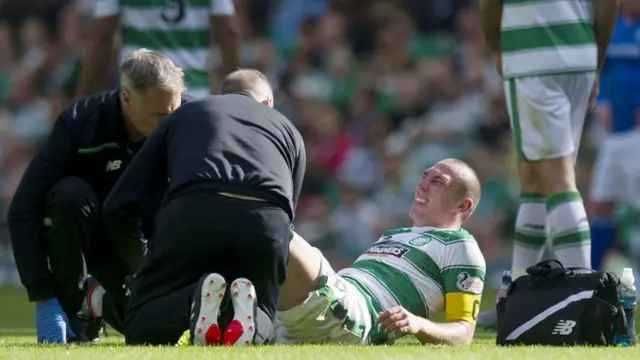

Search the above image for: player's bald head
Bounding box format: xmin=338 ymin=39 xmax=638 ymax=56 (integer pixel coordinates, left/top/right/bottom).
xmin=438 ymin=158 xmax=481 ymax=222
xmin=221 ymin=69 xmax=274 ymax=107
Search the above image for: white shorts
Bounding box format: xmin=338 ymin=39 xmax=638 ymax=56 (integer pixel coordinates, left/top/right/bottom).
xmin=275 ymin=251 xmax=373 ymax=344
xmin=589 ymin=130 xmax=640 ymax=209
xmin=504 ymin=72 xmax=596 ymax=162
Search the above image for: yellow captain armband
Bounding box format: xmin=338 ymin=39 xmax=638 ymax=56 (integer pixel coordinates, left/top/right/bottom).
xmin=445 ymin=292 xmax=482 ymax=325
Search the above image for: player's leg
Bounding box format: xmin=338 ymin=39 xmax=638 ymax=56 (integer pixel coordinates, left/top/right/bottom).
xmin=503 ymin=80 xmax=548 ymax=279
xmin=524 ymin=72 xmax=594 ymax=269
xmin=588 ymin=133 xmax=622 ymax=270
xmin=43 ymin=177 xmax=98 ymax=321
xmin=278 ymin=232 xmax=324 ymax=311
xmin=513 ymin=164 xmax=547 ymax=278
xmin=276 ymin=233 xmax=372 ymax=344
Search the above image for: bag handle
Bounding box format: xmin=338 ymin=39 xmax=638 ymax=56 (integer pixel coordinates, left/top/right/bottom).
xmin=526 ymin=259 xmax=565 ymax=278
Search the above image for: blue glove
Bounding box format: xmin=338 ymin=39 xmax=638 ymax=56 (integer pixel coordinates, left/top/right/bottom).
xmin=36 ymin=298 xmax=76 ymax=343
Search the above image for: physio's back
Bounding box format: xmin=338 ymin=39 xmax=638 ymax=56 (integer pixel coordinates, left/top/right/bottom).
xmin=164 ymin=93 xmax=302 ymax=213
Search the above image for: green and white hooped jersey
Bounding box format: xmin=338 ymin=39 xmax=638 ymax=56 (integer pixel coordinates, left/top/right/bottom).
xmin=500 ymin=0 xmax=598 ymax=79
xmin=338 ymin=226 xmax=486 ymax=343
xmin=94 ymin=0 xmax=236 ymax=98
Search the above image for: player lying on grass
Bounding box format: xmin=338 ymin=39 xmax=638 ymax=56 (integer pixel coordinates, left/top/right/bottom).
xmin=275 ymin=158 xmax=486 ymax=345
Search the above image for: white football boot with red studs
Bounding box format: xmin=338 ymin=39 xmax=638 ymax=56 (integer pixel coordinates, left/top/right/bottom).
xmin=192 ymin=273 xmax=226 ymax=345
xmin=223 ymin=278 xmax=257 ymax=346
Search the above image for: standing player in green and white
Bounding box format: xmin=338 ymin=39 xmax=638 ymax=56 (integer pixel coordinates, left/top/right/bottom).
xmin=479 ymin=0 xmax=619 ymax=279
xmin=274 ymin=159 xmax=486 ymax=345
xmin=75 ymin=0 xmax=240 ymax=99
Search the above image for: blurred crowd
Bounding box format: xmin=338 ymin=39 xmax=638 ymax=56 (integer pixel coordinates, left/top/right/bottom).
xmin=0 ymin=0 xmax=613 ymax=284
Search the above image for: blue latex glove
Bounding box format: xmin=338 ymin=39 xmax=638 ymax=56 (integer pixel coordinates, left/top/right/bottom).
xmin=36 ymin=298 xmax=76 ymax=343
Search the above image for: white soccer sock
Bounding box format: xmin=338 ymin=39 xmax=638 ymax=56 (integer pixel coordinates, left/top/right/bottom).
xmin=88 ymin=284 xmax=106 ymax=318
xmin=547 ymin=191 xmax=592 ymax=269
xmin=512 ymin=194 xmax=547 ymax=279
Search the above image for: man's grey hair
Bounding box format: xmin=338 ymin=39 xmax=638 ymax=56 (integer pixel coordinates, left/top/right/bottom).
xmin=120 ymin=49 xmax=185 ymax=97
xmin=220 ymin=69 xmax=273 ymax=104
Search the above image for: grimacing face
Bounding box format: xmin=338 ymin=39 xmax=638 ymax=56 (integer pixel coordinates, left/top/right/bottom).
xmin=409 ymin=162 xmax=472 ymax=226
xmin=122 ymin=87 xmax=182 ymax=137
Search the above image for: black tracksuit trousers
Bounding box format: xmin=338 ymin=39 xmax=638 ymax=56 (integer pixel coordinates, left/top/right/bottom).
xmin=44 ymin=177 xmax=129 ymax=333
xmin=124 ymin=190 xmax=290 ymax=345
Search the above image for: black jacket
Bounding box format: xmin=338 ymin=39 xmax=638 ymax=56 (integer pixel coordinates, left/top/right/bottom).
xmin=7 ymin=90 xmax=188 ymax=302
xmin=103 ymin=93 xmax=306 ymax=251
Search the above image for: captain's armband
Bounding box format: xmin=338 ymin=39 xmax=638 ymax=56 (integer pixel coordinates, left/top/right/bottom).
xmin=445 ymin=292 xmax=482 ymax=325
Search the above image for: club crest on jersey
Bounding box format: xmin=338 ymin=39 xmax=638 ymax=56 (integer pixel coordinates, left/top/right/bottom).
xmin=456 ymin=272 xmax=484 ymax=294
xmin=365 ymin=245 xmax=408 ymax=258
xmin=408 ymin=236 xmax=431 ymax=247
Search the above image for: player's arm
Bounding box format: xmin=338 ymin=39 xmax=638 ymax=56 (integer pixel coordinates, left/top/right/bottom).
xmin=75 ymin=0 xmax=120 ymax=99
xmin=420 ymin=241 xmax=485 ymax=345
xmin=411 ymin=274 xmax=482 ymax=345
xmin=478 ymin=0 xmax=502 ymax=54
xmin=376 ymin=307 xmax=475 ymax=345
xmin=376 ymin=242 xmax=485 ymax=345
xmin=7 ymin=116 xmax=77 ymax=302
xmin=210 ymin=0 xmax=241 ymax=89
xmin=103 ymin=117 xmax=171 ymax=273
xmin=593 ymin=0 xmax=619 ymax=72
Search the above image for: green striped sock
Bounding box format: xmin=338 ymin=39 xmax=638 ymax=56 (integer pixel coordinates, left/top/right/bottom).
xmin=546 ymin=191 xmax=591 ymax=269
xmin=512 ymin=193 xmax=547 ymax=278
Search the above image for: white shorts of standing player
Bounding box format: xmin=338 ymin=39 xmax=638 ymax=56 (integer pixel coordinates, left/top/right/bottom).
xmin=503 ymin=72 xmax=595 ymax=163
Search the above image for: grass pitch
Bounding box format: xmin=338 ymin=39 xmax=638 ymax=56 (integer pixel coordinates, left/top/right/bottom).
xmin=1 ymin=286 xmax=639 ymax=360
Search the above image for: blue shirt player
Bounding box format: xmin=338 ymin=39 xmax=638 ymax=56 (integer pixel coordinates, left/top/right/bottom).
xmin=589 ymin=1 xmax=640 ymax=270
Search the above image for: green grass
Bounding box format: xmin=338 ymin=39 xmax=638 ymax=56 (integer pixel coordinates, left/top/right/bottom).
xmin=1 ymin=286 xmax=640 ymax=359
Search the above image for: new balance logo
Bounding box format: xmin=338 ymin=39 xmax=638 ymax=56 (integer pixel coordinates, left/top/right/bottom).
xmin=105 ymin=160 xmax=122 ymax=172
xmin=552 ymin=320 xmax=577 ymax=335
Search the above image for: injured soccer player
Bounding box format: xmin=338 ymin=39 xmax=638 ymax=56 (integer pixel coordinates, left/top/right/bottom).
xmin=275 ymin=158 xmax=486 ymax=345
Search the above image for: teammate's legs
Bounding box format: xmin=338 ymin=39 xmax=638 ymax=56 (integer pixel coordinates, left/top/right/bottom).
xmin=506 ymin=73 xmax=593 ymax=269
xmin=546 ymin=72 xmax=595 ymax=268
xmin=43 ymin=177 xmax=98 ymax=317
xmin=511 ymin=165 xmax=547 ymax=279
xmin=503 ymin=80 xmax=549 ymax=278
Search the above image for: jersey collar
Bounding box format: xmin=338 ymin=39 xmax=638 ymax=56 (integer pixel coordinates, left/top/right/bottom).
xmin=412 ymin=225 xmax=462 ymax=232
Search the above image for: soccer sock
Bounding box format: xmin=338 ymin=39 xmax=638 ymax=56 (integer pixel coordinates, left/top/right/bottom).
xmin=590 ymin=216 xmax=616 ymax=270
xmin=512 ymin=193 xmax=547 ymax=279
xmin=88 ymin=284 xmax=106 ymax=318
xmin=547 ymin=191 xmax=592 ymax=269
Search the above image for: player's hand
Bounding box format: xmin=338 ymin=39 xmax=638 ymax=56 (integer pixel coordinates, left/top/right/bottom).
xmin=375 ymin=306 xmax=422 ymax=336
xmin=589 ymin=76 xmax=600 ymax=110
